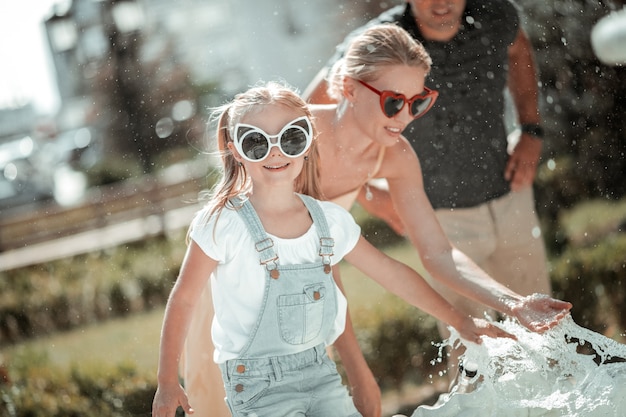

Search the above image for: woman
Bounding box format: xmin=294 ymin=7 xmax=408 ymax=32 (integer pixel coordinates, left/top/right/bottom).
xmin=308 ymin=21 xmax=572 ymax=407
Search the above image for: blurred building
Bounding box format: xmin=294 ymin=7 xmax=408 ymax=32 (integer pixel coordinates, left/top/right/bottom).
xmin=143 ymin=0 xmax=363 ymax=96
xmin=37 ymin=0 xmax=370 ymax=178
xmin=44 ymin=0 xmax=366 ymax=124
xmin=0 ymin=104 xmax=37 ymax=141
xmin=44 ymin=0 xmax=139 ymax=131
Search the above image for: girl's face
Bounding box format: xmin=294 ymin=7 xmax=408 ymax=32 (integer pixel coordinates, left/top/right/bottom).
xmin=229 ymin=104 xmax=310 ymax=189
xmin=350 ymin=64 xmax=429 ymax=146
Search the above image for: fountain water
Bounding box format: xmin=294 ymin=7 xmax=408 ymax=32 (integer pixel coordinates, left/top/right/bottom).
xmin=411 ymin=316 xmax=626 ymax=416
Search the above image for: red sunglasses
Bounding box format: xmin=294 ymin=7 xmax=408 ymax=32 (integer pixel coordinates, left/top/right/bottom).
xmin=358 ymin=80 xmax=438 ymax=119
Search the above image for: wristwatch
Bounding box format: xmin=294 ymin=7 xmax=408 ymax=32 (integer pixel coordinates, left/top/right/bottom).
xmin=520 ymin=123 xmax=544 ymax=139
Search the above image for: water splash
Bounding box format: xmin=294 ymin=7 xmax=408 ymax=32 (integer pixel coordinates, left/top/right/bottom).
xmin=412 ymin=316 xmax=626 ymax=416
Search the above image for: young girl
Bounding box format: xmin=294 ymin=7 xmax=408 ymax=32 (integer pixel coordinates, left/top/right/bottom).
xmin=151 ymin=82 xmax=512 ymax=417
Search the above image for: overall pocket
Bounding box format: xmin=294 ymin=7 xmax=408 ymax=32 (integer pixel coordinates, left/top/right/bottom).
xmin=277 ymin=283 xmax=326 ymax=345
xmin=226 ymin=374 xmax=272 ymax=411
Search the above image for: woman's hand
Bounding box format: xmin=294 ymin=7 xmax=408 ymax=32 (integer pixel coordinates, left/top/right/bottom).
xmin=509 ymin=293 xmax=572 ymax=333
xmin=152 ymin=383 xmax=194 ymax=417
xmin=454 ymin=294 xmax=572 ymax=344
xmin=457 ymin=317 xmax=517 ymax=344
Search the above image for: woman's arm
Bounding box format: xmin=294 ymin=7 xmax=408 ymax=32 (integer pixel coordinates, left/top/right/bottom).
xmin=381 ymin=141 xmax=570 ymax=329
xmin=343 ymin=236 xmax=515 ymax=342
xmin=153 ymin=242 xmax=218 ymax=417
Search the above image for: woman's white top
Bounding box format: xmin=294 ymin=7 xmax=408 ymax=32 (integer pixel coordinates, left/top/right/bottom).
xmin=189 ymin=199 xmax=361 ymax=363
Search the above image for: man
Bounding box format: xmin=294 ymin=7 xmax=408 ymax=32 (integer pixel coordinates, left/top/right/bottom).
xmin=305 ymin=0 xmax=551 ymax=379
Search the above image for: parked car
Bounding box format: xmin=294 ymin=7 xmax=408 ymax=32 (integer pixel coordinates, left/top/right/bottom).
xmin=0 ymin=135 xmax=55 ymax=210
xmin=0 ymin=127 xmax=98 ymax=210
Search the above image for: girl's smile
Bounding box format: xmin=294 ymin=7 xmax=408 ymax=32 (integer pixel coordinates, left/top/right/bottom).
xmin=263 ymin=162 xmax=290 ymax=170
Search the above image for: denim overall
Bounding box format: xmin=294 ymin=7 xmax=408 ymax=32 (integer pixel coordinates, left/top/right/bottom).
xmin=219 ymin=194 xmax=361 ymax=417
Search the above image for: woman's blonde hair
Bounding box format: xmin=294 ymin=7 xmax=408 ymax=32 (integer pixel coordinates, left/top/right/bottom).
xmin=200 ymin=81 xmax=323 ymax=223
xmin=327 ymin=23 xmax=432 ymax=100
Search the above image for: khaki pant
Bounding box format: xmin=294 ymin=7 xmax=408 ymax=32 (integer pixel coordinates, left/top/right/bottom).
xmin=430 ymin=188 xmax=551 ymax=369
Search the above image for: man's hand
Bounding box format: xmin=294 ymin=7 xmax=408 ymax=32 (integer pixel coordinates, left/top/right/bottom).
xmin=505 ymin=133 xmax=542 ymax=191
xmin=509 ymin=293 xmax=572 ymax=332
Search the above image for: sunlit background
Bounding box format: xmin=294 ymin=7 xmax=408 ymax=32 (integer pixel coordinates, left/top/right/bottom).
xmin=0 ymin=1 xmax=59 ymax=114
xmin=0 ymin=1 xmax=625 ymax=416
xmin=0 ymin=0 xmax=373 ymax=210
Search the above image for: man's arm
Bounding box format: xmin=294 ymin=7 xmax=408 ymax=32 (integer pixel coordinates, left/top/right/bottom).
xmin=505 ymin=28 xmax=543 ymax=190
xmin=508 ymin=28 xmax=541 ymax=125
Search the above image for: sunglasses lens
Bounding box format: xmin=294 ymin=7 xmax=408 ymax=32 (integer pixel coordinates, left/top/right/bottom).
xmin=383 ymin=97 xmax=405 ymax=117
xmin=281 ymin=128 xmax=309 ymax=156
xmin=240 ymin=132 xmax=269 ymax=161
xmin=410 ymin=97 xmax=433 ymax=118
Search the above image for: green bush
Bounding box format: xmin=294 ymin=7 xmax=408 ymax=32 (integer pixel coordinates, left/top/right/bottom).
xmin=0 ymin=348 xmax=167 ymax=417
xmin=557 ymin=198 xmax=626 ymax=247
xmin=548 ymin=197 xmax=626 ymax=340
xmin=0 ymin=233 xmax=185 ymax=347
xmin=550 ymin=234 xmax=626 ymax=340
xmin=350 ymin=204 xmax=406 ymax=249
xmin=344 ymin=298 xmax=444 ymax=391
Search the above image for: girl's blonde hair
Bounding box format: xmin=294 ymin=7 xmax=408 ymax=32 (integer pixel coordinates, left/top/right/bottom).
xmin=327 ymin=23 xmax=432 ymax=100
xmin=201 ymin=81 xmax=323 ymax=221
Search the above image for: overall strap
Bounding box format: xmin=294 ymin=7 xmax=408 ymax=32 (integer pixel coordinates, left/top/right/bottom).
xmin=231 ymin=196 xmax=279 ymax=276
xmin=298 ymin=194 xmax=334 ymax=273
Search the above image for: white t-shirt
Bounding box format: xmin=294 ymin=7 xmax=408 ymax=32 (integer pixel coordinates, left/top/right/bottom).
xmin=189 ymin=199 xmax=361 ymax=363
